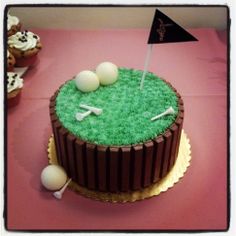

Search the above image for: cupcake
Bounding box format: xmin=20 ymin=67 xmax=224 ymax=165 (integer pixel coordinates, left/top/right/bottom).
xmin=7 ymin=13 xmax=21 ymax=37
xmin=7 ymin=50 xmax=16 ymax=71
xmin=8 ymin=30 xmax=42 ymax=67
xmin=7 ymin=72 xmax=23 ymax=107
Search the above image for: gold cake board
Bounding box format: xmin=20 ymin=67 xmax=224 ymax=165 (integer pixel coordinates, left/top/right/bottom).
xmin=47 ymin=130 xmax=191 ymax=203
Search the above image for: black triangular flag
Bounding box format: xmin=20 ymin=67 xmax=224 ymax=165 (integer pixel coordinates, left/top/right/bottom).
xmin=148 ymin=9 xmax=198 ymax=44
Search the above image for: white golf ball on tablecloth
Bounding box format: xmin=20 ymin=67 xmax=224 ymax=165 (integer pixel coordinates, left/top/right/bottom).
xmin=75 ymin=70 xmax=99 ymax=92
xmin=41 ymin=165 xmax=67 ymax=191
xmin=96 ymin=62 xmax=118 ymax=85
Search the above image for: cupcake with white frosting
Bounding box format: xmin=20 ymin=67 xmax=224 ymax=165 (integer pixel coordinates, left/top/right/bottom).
xmin=7 ymin=72 xmax=23 ymax=107
xmin=7 ymin=13 xmax=21 ymax=36
xmin=8 ymin=30 xmax=42 ymax=67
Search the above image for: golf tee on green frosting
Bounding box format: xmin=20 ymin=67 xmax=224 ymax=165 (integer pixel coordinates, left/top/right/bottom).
xmin=55 ymin=68 xmax=179 ymax=146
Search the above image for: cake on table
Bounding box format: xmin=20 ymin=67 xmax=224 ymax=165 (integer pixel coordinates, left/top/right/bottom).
xmin=49 ymin=66 xmax=184 ymax=193
xmin=6 ymin=13 xmax=43 ymax=108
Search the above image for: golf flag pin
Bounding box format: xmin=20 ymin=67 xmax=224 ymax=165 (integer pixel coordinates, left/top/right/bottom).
xmin=140 ymin=9 xmax=198 ymax=89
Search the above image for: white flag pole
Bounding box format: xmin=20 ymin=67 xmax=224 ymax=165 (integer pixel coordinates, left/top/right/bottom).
xmin=140 ymin=44 xmax=153 ymax=90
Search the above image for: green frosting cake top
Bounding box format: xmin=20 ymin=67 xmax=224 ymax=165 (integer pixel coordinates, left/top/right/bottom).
xmin=55 ymin=68 xmax=179 ymax=146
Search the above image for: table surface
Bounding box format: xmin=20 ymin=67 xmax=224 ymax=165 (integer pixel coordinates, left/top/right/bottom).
xmin=7 ymin=28 xmax=228 ymax=231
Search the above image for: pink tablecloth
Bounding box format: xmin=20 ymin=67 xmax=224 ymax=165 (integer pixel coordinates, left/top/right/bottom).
xmin=7 ymin=28 xmax=228 ymax=231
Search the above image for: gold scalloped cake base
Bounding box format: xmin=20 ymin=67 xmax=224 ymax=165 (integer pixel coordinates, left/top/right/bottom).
xmin=47 ymin=130 xmax=191 ymax=203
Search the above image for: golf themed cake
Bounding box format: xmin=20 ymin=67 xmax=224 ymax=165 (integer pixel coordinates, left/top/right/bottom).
xmin=43 ymin=9 xmax=197 ymax=201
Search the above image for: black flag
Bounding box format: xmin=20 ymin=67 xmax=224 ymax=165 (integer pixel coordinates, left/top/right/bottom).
xmin=148 ymin=9 xmax=198 ymax=44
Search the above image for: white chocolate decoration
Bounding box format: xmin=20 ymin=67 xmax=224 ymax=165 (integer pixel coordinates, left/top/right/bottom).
xmin=96 ymin=62 xmax=118 ymax=85
xmin=75 ymin=110 xmax=92 ymax=121
xmin=8 ymin=31 xmax=40 ymax=51
xmin=74 ymin=70 xmax=99 ymax=92
xmin=41 ymin=165 xmax=67 ymax=191
xmin=151 ymin=107 xmax=175 ymax=121
xmin=7 ymin=72 xmax=23 ymax=93
xmin=7 ymin=13 xmax=19 ymax=30
xmin=53 ymin=178 xmax=72 ymax=200
xmin=79 ymin=104 xmax=102 ymax=115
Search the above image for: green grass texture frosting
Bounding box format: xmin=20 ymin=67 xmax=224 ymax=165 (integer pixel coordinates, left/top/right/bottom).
xmin=55 ymin=68 xmax=179 ymax=146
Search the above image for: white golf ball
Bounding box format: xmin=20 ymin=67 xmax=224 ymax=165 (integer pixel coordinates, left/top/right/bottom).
xmin=96 ymin=62 xmax=118 ymax=85
xmin=75 ymin=70 xmax=99 ymax=92
xmin=41 ymin=165 xmax=67 ymax=191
